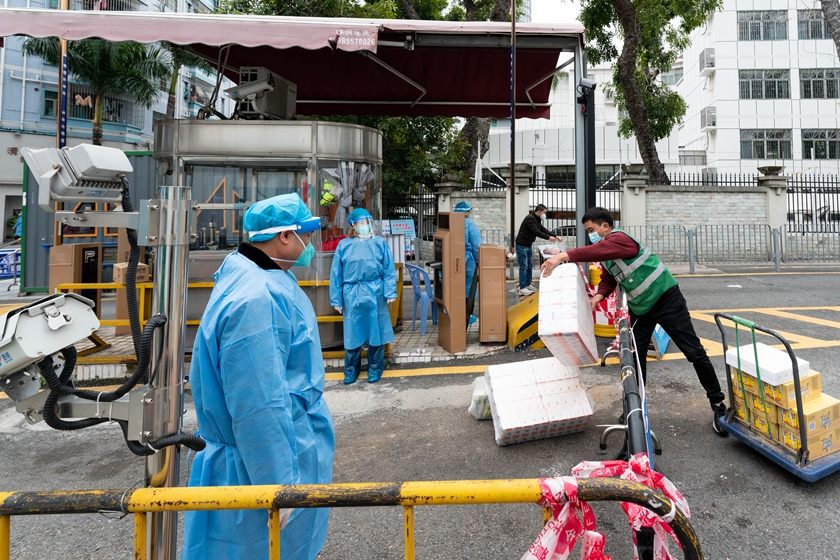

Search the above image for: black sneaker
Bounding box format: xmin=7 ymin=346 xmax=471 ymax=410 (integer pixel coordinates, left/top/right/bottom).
xmin=712 ymin=403 xmax=729 ymax=437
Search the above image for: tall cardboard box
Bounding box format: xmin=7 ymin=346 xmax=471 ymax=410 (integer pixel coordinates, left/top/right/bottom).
xmin=49 ymin=242 xmax=102 ymax=313
xmin=478 ymin=245 xmax=507 ymax=343
xmin=537 ymin=264 xmax=597 ymax=366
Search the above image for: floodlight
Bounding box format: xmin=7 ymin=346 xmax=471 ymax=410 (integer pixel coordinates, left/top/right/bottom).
xmin=21 ymin=145 xmax=133 ymax=212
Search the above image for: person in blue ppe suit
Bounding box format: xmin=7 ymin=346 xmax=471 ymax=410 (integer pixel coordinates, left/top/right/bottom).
xmin=330 ymin=208 xmax=397 ymax=384
xmin=13 ymin=214 xmax=22 ymax=240
xmin=454 ymin=201 xmax=482 ymax=325
xmin=182 ymin=193 xmax=335 ymax=560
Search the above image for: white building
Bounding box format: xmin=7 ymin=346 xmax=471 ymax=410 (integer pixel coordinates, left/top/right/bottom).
xmin=484 ymin=64 xmax=681 ymax=183
xmin=677 ymin=0 xmax=840 ymax=174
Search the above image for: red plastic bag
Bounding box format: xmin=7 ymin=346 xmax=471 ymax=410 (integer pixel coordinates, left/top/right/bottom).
xmin=320 ymin=235 xmax=346 ymax=252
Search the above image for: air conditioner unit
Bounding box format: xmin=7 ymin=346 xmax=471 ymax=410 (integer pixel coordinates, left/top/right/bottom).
xmin=699 ymin=48 xmax=715 ymax=77
xmin=700 ymin=106 xmax=716 ymax=131
xmin=226 ymin=66 xmax=297 ymax=120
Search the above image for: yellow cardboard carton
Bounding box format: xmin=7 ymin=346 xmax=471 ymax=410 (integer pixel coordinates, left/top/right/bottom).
xmin=781 ymin=425 xmax=840 ymax=460
xmin=732 ymin=396 xmax=749 ymax=425
xmin=751 ymin=413 xmax=781 ymax=443
xmin=731 ymin=369 xmax=821 ymax=407
xmin=779 ymin=394 xmax=840 ymax=438
xmin=747 ymin=392 xmax=781 ymax=424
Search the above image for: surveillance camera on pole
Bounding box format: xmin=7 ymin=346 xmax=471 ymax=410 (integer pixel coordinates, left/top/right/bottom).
xmin=579 ymin=77 xmax=598 ymax=93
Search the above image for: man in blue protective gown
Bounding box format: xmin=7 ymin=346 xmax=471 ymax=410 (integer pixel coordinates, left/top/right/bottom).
xmin=330 ymin=208 xmax=397 ymax=384
xmin=454 ymin=201 xmax=482 ymax=325
xmin=182 ymin=193 xmax=335 ymax=560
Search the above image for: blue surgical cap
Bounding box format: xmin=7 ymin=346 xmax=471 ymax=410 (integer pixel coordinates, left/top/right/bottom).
xmin=348 ymin=208 xmax=373 ymax=226
xmin=454 ymin=201 xmax=472 ymax=213
xmin=245 ymin=193 xmax=319 ymax=242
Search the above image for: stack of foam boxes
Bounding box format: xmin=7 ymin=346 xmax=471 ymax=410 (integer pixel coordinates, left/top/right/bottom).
xmin=728 ymin=342 xmax=840 ymax=460
xmin=484 ymin=264 xmax=597 ymax=446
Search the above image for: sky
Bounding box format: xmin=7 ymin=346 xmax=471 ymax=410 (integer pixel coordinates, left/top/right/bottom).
xmin=530 ymin=0 xmax=581 ymax=24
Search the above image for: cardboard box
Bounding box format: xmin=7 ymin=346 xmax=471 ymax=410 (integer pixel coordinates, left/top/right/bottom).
xmin=486 ymin=357 xmax=593 ymax=446
xmin=538 ymin=264 xmax=598 ymax=367
xmin=731 ymin=369 xmax=822 ymax=408
xmin=732 ymin=396 xmax=750 ymax=425
xmin=113 ymin=262 xmax=150 ymax=285
xmin=778 ymin=394 xmax=840 ymax=438
xmin=746 ymin=392 xmax=782 ymax=425
xmin=751 ymin=412 xmax=782 ymax=443
xmin=725 ymin=342 xmax=809 ymax=386
xmin=781 ymin=425 xmax=840 ymax=460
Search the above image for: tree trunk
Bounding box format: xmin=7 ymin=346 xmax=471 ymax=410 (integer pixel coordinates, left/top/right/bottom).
xmin=820 ymin=1 xmax=840 ymax=58
xmin=399 ymin=0 xmax=420 ymax=19
xmin=461 ymin=116 xmax=491 ymax=183
xmin=612 ymin=0 xmax=670 ymax=184
xmin=456 ymin=0 xmax=510 ymax=181
xmin=166 ymin=64 xmax=180 ymax=120
xmin=92 ymin=94 xmax=103 ymax=146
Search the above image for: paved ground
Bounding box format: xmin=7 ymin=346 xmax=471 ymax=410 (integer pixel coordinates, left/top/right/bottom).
xmin=2 ymin=268 xmax=840 ymax=559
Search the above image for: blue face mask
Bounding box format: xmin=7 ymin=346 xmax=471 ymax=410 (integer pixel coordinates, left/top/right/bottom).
xmin=355 ymin=224 xmax=373 ymax=238
xmin=588 ymin=232 xmax=602 ymax=244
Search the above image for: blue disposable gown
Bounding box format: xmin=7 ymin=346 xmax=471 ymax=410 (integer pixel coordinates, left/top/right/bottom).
xmin=329 ymin=236 xmax=397 ymax=350
xmin=464 ymin=217 xmax=483 ymax=296
xmin=183 ymin=251 xmax=335 ymax=560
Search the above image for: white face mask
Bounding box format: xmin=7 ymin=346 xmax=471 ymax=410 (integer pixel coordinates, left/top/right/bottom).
xmin=539 ymin=213 xmax=546 ymax=222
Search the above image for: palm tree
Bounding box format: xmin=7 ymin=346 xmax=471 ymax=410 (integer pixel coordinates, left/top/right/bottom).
xmin=161 ymin=42 xmax=216 ymax=119
xmin=23 ymin=38 xmax=169 ymax=145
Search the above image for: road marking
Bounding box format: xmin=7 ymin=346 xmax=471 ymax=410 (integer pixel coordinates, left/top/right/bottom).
xmin=326 ymin=364 xmax=489 ymax=382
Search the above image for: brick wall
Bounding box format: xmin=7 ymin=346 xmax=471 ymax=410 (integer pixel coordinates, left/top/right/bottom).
xmin=451 ymin=190 xmax=508 ymax=238
xmin=645 ymin=184 xmax=767 ymax=227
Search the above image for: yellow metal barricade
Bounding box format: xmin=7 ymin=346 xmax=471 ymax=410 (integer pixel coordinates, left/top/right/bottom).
xmin=0 ymin=478 xmax=703 ymax=560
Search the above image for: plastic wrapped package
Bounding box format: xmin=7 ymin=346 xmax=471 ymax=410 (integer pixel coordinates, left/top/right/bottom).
xmin=485 ymin=357 xmax=594 ymax=446
xmin=538 ymin=263 xmax=598 ymax=366
xmin=468 ymin=375 xmax=492 ymax=420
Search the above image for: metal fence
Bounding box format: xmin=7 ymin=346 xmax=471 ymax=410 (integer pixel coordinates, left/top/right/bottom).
xmin=694 ymin=224 xmax=774 ymax=264
xmin=786 ymin=175 xmax=840 ymax=233
xmin=622 ymin=226 xmax=689 ymax=264
xmin=529 ymin=179 xmax=622 ymax=231
xmin=782 ymin=227 xmax=840 ymax=262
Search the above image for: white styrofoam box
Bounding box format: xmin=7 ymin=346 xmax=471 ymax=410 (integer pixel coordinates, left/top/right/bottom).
xmin=725 ymin=342 xmax=809 ymax=386
xmin=485 ymin=357 xmax=594 ymax=446
xmin=538 ymin=264 xmax=597 ymax=366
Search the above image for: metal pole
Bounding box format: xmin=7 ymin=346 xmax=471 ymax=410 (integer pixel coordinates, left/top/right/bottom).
xmin=509 ymin=0 xmax=516 ymax=254
xmin=53 ymin=0 xmax=69 ymax=248
xmin=146 ymin=186 xmax=192 ymax=560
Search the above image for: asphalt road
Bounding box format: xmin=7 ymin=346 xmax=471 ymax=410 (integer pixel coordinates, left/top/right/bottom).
xmin=2 ymin=269 xmax=840 ymax=559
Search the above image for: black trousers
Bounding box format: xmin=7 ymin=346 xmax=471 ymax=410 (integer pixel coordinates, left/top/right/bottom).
xmin=629 ymin=285 xmax=725 ymax=407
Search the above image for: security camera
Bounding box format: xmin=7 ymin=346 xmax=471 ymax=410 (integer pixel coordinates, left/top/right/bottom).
xmin=22 ymin=144 xmax=132 ymax=212
xmin=579 ymin=77 xmax=598 ymax=92
xmin=224 ymin=75 xmax=275 ymax=102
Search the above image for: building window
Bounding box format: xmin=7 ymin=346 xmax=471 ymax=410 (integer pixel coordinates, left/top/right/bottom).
xmin=739 ymin=69 xmax=790 ymax=99
xmin=661 ymin=67 xmax=683 ymax=86
xmin=740 ymin=129 xmax=792 ymax=159
xmin=738 ymin=11 xmax=788 ymax=41
xmin=43 ymin=90 xmax=58 ymax=118
xmin=798 ymin=10 xmax=833 ymax=40
xmin=800 ymin=69 xmax=840 ymax=98
xmin=802 ymin=129 xmax=840 ymax=159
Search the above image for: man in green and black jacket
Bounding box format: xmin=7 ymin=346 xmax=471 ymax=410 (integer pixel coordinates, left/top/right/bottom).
xmin=540 ymin=207 xmax=728 ymax=437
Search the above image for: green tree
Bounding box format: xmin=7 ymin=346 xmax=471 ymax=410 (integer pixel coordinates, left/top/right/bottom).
xmin=161 ymin=42 xmax=215 ymax=119
xmin=580 ymin=0 xmax=722 ymax=183
xmin=23 ymin=38 xmax=169 ymax=145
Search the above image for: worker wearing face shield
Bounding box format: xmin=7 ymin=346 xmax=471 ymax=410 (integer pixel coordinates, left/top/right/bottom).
xmin=182 ymin=193 xmax=335 ymax=560
xmin=330 ymin=208 xmax=398 ymax=384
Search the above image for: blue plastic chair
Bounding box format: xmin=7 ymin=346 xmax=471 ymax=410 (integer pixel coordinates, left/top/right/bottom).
xmin=405 ymin=263 xmax=438 ymax=335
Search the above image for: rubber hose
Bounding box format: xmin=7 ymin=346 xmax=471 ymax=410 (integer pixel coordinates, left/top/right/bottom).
xmin=120 ymin=177 xmax=142 ymax=363
xmin=71 ymin=314 xmax=166 ymax=403
xmin=39 ymin=355 xmax=108 ymax=431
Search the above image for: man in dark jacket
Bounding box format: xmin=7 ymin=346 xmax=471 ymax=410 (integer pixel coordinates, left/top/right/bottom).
xmin=515 ymin=204 xmax=557 ymax=295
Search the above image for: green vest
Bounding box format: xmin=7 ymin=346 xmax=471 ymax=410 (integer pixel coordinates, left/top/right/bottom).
xmin=603 ymin=228 xmax=677 ymax=315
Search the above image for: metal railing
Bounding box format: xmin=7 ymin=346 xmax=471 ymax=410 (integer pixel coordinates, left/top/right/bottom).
xmin=622 ymin=226 xmax=689 ymax=264
xmin=786 ymin=176 xmax=840 ymax=233
xmin=0 ymin=478 xmax=703 ymax=560
xmin=694 ymin=224 xmax=774 ymax=264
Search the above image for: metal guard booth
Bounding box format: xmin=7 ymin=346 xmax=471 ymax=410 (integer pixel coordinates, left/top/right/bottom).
xmin=0 ymin=8 xmax=590 ymax=346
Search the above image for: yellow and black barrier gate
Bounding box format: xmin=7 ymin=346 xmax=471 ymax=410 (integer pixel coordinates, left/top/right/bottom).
xmin=0 ymin=478 xmax=703 ymax=560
